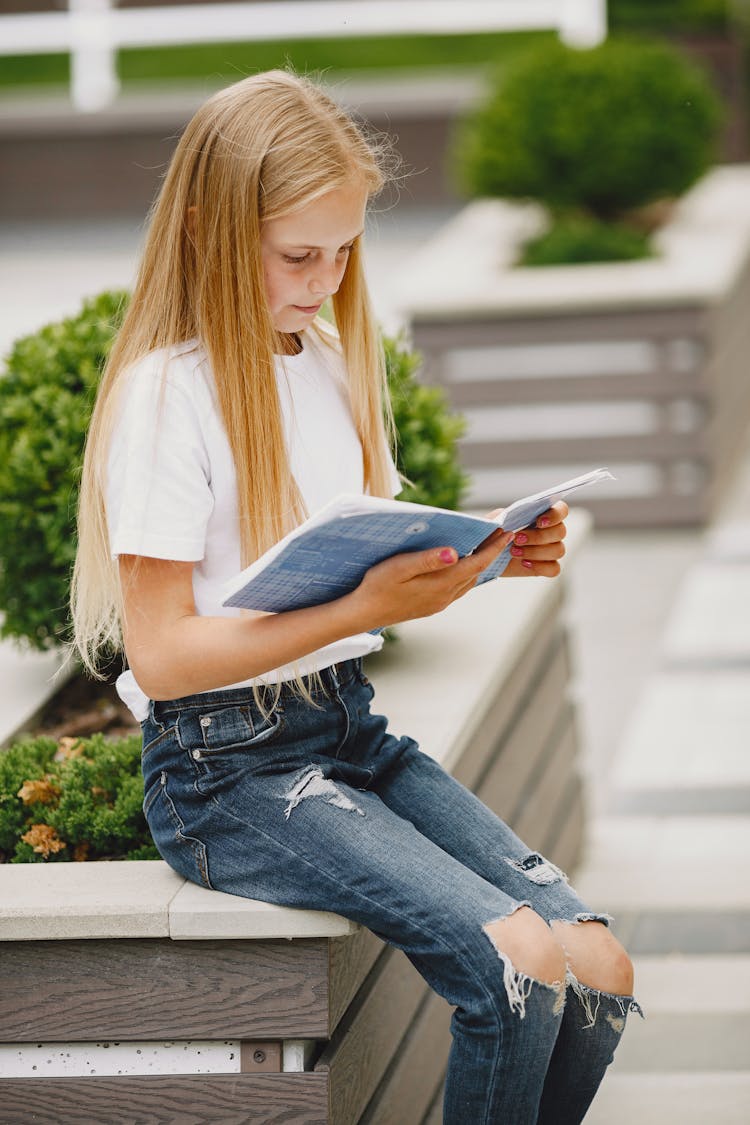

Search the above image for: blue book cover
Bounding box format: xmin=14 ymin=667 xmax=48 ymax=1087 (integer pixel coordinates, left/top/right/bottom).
xmin=222 ymin=468 xmax=613 ymax=615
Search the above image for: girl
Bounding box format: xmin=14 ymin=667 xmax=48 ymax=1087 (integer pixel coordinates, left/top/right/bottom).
xmin=72 ymin=70 xmax=639 ymax=1123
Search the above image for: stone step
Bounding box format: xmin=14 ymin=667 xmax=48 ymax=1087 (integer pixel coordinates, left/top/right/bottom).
xmin=585 ymin=1072 xmax=750 ymax=1125
xmin=614 ymin=1012 xmax=750 ymax=1072
xmin=573 ymin=816 xmax=750 ymax=913
xmin=663 ymin=564 xmax=750 ymax=666
xmin=610 ymin=670 xmax=750 ymax=793
xmin=632 ymin=954 xmax=750 ymax=1013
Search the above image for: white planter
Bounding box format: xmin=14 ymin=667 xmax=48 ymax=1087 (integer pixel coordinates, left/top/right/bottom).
xmin=397 ymin=166 xmax=750 ymax=526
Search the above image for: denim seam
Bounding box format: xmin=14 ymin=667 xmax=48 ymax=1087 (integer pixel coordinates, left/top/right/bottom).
xmin=159 ymin=773 xmax=213 ymax=890
xmin=141 ymin=725 xmax=179 ymax=759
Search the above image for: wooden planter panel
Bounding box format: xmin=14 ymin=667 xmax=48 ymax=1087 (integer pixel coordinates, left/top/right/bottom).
xmin=0 ymin=938 xmax=330 ymax=1041
xmin=359 ymin=989 xmax=452 ymax=1125
xmin=316 ymin=947 xmax=427 ymax=1125
xmin=0 ymin=1073 xmax=329 ymax=1125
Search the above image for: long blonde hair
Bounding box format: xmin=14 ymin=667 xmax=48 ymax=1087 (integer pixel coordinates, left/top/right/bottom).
xmin=72 ymin=70 xmax=396 ymax=677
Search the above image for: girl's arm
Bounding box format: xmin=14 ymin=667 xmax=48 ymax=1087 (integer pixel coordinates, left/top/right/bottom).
xmin=120 ymin=526 xmax=515 ymax=700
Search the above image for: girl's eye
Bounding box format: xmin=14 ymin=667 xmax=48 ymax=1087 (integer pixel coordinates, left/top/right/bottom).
xmin=282 ymin=243 xmax=354 ymax=266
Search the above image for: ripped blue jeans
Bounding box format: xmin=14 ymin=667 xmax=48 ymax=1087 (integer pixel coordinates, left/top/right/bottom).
xmin=141 ymin=657 xmax=640 ymax=1124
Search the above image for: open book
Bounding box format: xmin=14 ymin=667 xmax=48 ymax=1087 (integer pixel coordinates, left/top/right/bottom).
xmin=222 ymin=468 xmax=613 ymax=614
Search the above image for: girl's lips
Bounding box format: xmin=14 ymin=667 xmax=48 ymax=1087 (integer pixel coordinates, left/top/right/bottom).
xmin=294 ymin=303 xmax=322 ymax=314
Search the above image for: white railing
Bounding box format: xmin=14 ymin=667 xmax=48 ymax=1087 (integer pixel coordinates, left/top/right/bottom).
xmin=1 ymin=0 xmax=607 ymax=113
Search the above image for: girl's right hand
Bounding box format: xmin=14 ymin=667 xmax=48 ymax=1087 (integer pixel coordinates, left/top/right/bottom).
xmin=346 ymin=528 xmax=515 ymax=631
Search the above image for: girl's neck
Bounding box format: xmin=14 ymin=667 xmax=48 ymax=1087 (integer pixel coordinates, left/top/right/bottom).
xmin=276 ymin=332 xmax=303 ymax=356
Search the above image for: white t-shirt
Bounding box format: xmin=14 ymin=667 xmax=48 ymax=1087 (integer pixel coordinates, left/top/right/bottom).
xmin=106 ymin=322 xmax=401 ymax=720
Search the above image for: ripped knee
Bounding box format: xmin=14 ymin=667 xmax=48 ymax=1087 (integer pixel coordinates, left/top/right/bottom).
xmin=483 ymin=906 xmax=567 ymax=1017
xmin=550 ymin=918 xmax=634 ymax=997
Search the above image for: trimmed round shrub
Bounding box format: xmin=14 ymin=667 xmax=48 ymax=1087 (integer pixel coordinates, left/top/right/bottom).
xmin=0 ymin=732 xmax=158 ymax=863
xmin=457 ymin=36 xmax=722 ymax=220
xmin=521 ymin=214 xmax=653 ymax=266
xmin=609 ymin=1 xmax=729 ymax=33
xmin=0 ymin=293 xmax=467 ymax=650
xmin=0 ymin=291 xmax=128 ymax=650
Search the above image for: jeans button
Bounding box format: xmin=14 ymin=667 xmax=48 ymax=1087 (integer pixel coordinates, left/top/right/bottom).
xmin=192 ymin=749 xmax=202 ymax=760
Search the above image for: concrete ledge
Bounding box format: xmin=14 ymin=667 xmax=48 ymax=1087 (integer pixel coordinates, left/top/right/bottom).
xmin=0 ymin=861 xmax=182 ymax=940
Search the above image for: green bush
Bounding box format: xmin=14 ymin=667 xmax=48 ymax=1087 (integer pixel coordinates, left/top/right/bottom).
xmin=384 ymin=334 xmax=468 ymax=510
xmin=609 ymin=0 xmax=730 ymax=33
xmin=0 ymin=292 xmax=467 ymax=650
xmin=0 ymin=290 xmax=129 ymax=650
xmin=456 ymin=36 xmax=722 ymax=221
xmin=0 ymin=733 xmax=158 ymax=863
xmin=520 ymin=214 xmax=653 ymax=266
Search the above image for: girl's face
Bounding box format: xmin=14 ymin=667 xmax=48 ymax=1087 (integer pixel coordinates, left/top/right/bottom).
xmin=260 ymin=182 xmax=368 ymax=334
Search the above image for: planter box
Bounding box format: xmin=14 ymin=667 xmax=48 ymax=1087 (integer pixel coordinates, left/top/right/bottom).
xmin=0 ymin=518 xmax=591 ymax=1124
xmin=398 ymin=166 xmax=750 ymax=527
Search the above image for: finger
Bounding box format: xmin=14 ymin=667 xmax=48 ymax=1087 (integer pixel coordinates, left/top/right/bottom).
xmin=536 ymin=501 xmax=568 ymax=529
xmin=464 ymin=529 xmax=515 ymax=572
xmin=512 ymin=522 xmax=567 ymax=548
xmin=509 ymin=541 xmax=566 ymax=563
xmin=503 ymin=558 xmax=562 ymax=578
xmin=387 ymin=545 xmax=460 ymax=582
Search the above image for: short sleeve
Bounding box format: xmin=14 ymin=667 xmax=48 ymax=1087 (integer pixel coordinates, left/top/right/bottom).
xmin=106 ymin=356 xmax=214 ymax=561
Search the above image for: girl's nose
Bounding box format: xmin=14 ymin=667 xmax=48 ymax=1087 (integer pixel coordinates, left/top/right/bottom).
xmin=310 ymin=257 xmax=345 ymax=298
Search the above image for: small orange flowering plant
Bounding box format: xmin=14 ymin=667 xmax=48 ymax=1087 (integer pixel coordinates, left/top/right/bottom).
xmin=0 ymin=732 xmax=158 ymax=863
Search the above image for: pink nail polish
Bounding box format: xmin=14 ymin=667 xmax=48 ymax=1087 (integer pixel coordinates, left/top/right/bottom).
xmin=511 ymin=546 xmax=524 ymax=557
xmin=515 ymin=533 xmax=528 ymax=545
xmin=539 ymin=517 xmax=550 ymax=528
xmin=522 ymin=560 xmax=534 ymax=569
xmin=440 ymin=548 xmax=455 ymax=563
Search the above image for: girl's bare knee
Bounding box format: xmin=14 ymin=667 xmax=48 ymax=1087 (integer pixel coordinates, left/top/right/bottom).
xmin=551 ymin=919 xmax=634 ymax=996
xmin=484 ymin=906 xmax=566 ymax=985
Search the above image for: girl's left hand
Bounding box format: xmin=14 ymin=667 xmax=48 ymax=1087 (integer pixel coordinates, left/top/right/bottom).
xmin=485 ymin=500 xmax=568 ymax=578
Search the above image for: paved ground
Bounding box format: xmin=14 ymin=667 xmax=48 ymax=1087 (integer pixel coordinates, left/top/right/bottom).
xmin=1 ymin=206 xmax=749 ymax=1119
xmin=567 ymin=442 xmax=750 ymax=1123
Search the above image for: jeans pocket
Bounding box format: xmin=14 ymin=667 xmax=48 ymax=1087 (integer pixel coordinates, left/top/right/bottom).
xmin=177 ymin=703 xmax=284 ymax=757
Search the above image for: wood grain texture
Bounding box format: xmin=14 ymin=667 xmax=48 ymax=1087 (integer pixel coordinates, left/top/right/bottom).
xmin=511 ymin=710 xmax=579 ymax=851
xmin=327 ymin=927 xmax=385 ymax=1035
xmin=450 ymin=610 xmax=563 ymax=793
xmin=473 ymin=640 xmax=572 ymax=827
xmin=0 ymin=1073 xmax=328 ymax=1125
xmin=359 ymin=989 xmax=452 ymax=1125
xmin=0 ymin=938 xmax=329 ymax=1041
xmin=421 ymin=1082 xmax=445 ymax=1125
xmin=316 ymin=949 xmax=427 ymax=1125
xmin=543 ymin=779 xmax=587 ymax=876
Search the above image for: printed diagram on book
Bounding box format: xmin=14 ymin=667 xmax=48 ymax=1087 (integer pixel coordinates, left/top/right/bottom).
xmin=223 ymin=468 xmax=614 ymax=617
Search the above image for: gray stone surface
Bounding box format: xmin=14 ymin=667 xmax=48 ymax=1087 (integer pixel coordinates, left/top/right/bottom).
xmin=585 ymin=1073 xmax=750 ymax=1125
xmin=627 ymin=912 xmax=750 ymax=957
xmin=0 ymin=861 xmax=183 ymax=940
